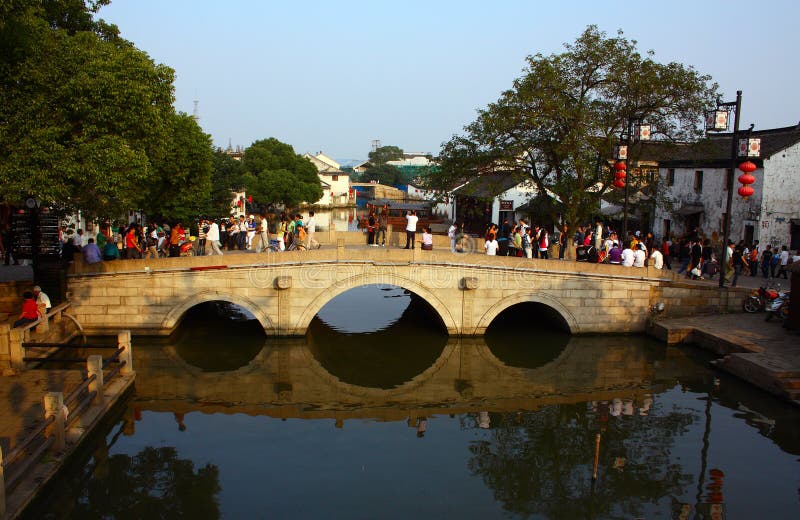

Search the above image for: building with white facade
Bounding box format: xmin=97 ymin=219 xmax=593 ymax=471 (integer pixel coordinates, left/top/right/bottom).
xmin=653 ymin=124 xmax=800 ymax=250
xmin=302 ymin=152 xmax=353 ymax=207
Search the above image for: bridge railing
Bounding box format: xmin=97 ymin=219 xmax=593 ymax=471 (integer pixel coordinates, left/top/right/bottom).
xmin=1 ymin=302 xmax=75 ymax=371
xmin=0 ymin=331 xmax=133 ymax=517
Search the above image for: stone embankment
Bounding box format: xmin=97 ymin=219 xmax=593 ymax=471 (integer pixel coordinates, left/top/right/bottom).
xmin=650 ymin=313 xmax=800 ymax=405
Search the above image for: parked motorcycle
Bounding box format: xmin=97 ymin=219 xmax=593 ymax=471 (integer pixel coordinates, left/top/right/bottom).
xmin=764 ymin=290 xmax=790 ymax=322
xmin=179 ymin=237 xmax=196 ymax=257
xmin=743 ymin=283 xmax=781 ymax=313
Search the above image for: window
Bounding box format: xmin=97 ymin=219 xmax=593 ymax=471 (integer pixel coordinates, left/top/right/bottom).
xmin=332 ymin=175 xmax=338 ymax=181
xmin=663 ymin=219 xmax=671 ymax=239
xmin=667 ymin=169 xmax=675 ymax=186
xmin=694 ymin=170 xmax=703 ymax=193
xmin=725 ymin=168 xmax=733 ymax=190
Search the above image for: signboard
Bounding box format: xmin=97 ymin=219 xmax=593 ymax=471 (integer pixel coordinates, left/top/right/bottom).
xmin=738 ymin=138 xmax=761 ymax=157
xmin=10 ymin=211 xmax=61 ymax=260
xmin=499 ymin=200 xmax=514 ymax=211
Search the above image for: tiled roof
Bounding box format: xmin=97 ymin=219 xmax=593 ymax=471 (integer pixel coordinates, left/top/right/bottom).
xmin=453 ymin=172 xmax=527 ymax=199
xmin=644 ymin=124 xmax=800 ymax=168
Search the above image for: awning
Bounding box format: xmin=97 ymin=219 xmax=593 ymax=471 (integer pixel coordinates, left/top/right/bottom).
xmin=677 ymin=204 xmax=704 ymax=215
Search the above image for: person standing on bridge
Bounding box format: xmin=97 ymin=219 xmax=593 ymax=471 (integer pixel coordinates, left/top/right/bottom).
xmin=206 ymin=218 xmax=223 ymax=256
xmin=376 ymin=206 xmax=388 ymax=247
xmin=305 ymin=211 xmax=320 ymax=249
xmin=404 ymin=210 xmax=418 ymax=249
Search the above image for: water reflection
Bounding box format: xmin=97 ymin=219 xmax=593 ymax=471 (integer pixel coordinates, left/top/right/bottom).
xmin=169 ymin=302 xmax=265 ymax=372
xmin=22 ymin=286 xmax=800 ymax=520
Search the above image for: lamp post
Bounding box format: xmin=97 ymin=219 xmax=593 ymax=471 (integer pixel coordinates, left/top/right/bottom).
xmin=614 ymin=118 xmax=650 ymax=242
xmin=707 ymin=91 xmax=762 ymax=288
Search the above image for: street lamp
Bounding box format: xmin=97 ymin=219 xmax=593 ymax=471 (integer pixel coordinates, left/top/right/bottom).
xmin=705 ymin=91 xmax=759 ymax=288
xmin=614 ymin=119 xmax=650 ymax=241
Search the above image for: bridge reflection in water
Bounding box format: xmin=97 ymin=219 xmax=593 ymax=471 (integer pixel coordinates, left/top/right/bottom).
xmin=23 ymin=285 xmax=800 ymax=520
xmin=132 ymin=286 xmax=692 ymax=420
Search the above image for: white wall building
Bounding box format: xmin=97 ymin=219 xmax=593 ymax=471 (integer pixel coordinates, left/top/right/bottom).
xmin=654 ymin=124 xmax=800 ymax=250
xmin=303 ymin=152 xmax=353 ymax=207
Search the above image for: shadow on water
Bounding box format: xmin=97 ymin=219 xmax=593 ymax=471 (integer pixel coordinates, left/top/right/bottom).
xmin=305 ymin=285 xmax=448 ymax=389
xmin=168 ymin=301 xmax=266 ymax=372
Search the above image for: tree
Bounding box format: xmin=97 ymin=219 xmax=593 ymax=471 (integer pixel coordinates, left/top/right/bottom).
xmin=241 ymin=138 xmax=322 ymax=207
xmin=429 ymin=26 xmax=717 ymax=233
xmin=362 ymin=163 xmax=402 ymax=185
xmin=367 ymin=145 xmax=403 ymax=166
xmin=0 ymin=0 xmax=175 ymax=217
xmin=205 ymin=149 xmax=245 ymax=216
xmin=142 ymin=112 xmax=214 ymax=223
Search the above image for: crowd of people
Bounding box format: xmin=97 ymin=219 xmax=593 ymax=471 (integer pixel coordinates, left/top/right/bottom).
xmin=469 ymin=217 xmax=800 ymax=286
xmin=58 ymin=211 xmax=325 ymax=265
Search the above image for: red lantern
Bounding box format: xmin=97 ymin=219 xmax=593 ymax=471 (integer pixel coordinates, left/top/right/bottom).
xmin=613 ymin=179 xmax=626 ymax=189
xmin=614 ymin=161 xmax=626 ymax=171
xmin=614 ymin=170 xmax=627 ymax=180
xmin=738 ymin=172 xmax=755 ymax=186
xmin=738 ymin=185 xmax=754 ymax=199
xmin=738 ymin=160 xmax=757 ymax=173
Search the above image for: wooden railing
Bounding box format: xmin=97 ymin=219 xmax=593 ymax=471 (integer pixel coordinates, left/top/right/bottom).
xmin=0 ymin=331 xmax=133 ymax=517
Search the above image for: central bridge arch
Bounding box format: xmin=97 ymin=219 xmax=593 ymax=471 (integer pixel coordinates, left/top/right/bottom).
xmin=294 ymin=272 xmax=460 ymax=335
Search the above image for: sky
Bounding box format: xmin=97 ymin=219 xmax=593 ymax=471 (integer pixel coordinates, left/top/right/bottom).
xmin=98 ymin=0 xmax=800 ymax=163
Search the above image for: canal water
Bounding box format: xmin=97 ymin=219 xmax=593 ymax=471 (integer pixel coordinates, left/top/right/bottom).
xmin=24 ymin=286 xmax=800 ymax=519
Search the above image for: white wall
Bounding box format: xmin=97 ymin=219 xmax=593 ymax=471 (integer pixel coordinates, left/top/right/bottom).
xmin=759 ymin=141 xmax=800 ymax=249
xmin=491 ymin=183 xmax=537 ymax=225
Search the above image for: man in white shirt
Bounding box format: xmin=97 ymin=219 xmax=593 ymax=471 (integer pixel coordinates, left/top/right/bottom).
xmin=621 ymin=244 xmax=635 ymax=267
xmin=33 ymin=285 xmax=51 ymax=317
xmin=485 ymin=237 xmax=499 ymax=256
xmin=448 ymin=222 xmax=458 ymax=252
xmin=305 ymin=211 xmax=319 ymax=249
xmin=404 ymin=210 xmax=418 ymax=249
xmin=650 ymin=248 xmax=664 ymax=269
xmin=633 ymin=244 xmax=646 ymax=267
xmin=205 ymin=219 xmax=223 ymax=256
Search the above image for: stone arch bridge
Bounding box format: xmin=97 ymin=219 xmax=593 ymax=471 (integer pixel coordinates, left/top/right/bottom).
xmin=66 ymin=242 xmax=743 ymax=337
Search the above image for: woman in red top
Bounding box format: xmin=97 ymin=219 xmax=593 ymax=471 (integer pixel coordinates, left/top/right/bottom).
xmin=14 ymin=291 xmax=40 ymax=327
xmin=125 ymin=226 xmax=141 ymax=259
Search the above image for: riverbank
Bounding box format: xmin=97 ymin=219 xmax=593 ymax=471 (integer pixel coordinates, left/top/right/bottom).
xmin=1 ymin=362 xmax=134 ymax=518
xmin=650 ymin=313 xmax=800 ymax=405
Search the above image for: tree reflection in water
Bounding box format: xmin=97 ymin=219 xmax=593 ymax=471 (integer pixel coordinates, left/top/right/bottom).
xmin=465 ymin=404 xmax=696 ymax=519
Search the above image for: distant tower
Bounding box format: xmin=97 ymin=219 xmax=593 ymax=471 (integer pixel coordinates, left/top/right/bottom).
xmin=193 ymin=99 xmax=199 ymax=122
xmin=371 ymin=139 xmax=381 ymax=153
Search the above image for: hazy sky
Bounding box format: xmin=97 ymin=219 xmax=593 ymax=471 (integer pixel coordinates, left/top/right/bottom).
xmin=98 ymin=0 xmax=799 ymax=162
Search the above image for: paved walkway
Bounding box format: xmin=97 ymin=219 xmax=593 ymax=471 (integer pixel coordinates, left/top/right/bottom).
xmin=652 ymin=312 xmax=800 ymax=405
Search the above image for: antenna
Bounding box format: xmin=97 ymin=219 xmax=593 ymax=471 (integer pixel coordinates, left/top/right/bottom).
xmin=371 ymin=139 xmax=381 ymax=153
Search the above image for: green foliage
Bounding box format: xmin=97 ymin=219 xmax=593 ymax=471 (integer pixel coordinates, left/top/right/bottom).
xmin=0 ymin=0 xmax=176 ymax=218
xmin=430 ymin=26 xmax=718 ymax=231
xmin=362 ymin=163 xmax=402 ymax=185
xmin=241 ymin=138 xmax=323 ymax=207
xmin=142 ymin=112 xmax=214 ymax=222
xmin=206 ymin=149 xmax=245 ymax=216
xmin=367 ymin=145 xmax=403 ymax=166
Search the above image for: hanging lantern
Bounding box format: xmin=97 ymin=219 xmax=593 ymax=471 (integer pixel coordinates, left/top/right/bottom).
xmin=614 ymin=170 xmax=626 ymax=180
xmin=737 ymin=160 xmax=756 ymax=199
xmin=613 ymin=179 xmax=626 ymax=189
xmin=614 ymin=161 xmax=626 ymax=171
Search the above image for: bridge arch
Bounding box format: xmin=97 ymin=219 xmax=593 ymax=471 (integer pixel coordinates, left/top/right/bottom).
xmin=474 ymin=291 xmax=580 ymax=334
xmin=294 ymin=272 xmax=459 ymax=335
xmin=162 ymin=290 xmax=276 ymax=334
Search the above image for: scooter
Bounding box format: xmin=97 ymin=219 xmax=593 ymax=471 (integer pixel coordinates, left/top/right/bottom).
xmin=179 ymin=237 xmax=196 ymax=257
xmin=764 ymin=290 xmax=790 ymax=322
xmin=743 ymin=283 xmax=781 ymax=313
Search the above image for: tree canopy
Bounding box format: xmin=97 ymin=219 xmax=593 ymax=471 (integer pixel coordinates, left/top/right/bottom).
xmin=428 ymin=26 xmax=718 ymax=230
xmin=241 ymin=138 xmax=323 ymax=208
xmin=367 ymin=145 xmax=403 ymax=166
xmin=0 ymin=1 xmax=222 ymax=223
